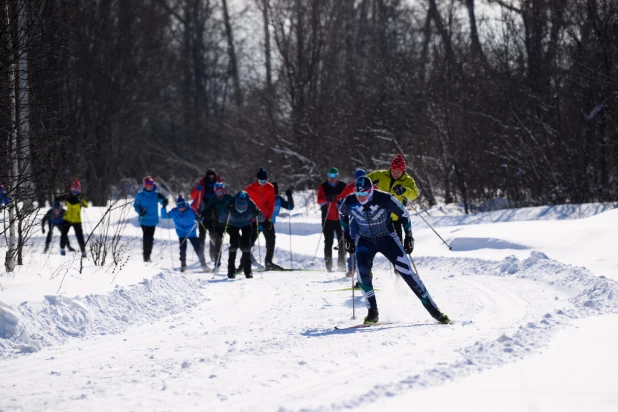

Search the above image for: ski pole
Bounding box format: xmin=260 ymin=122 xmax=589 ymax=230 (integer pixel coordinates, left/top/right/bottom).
xmin=164 ymin=207 xmax=174 ymax=267
xmin=312 ymin=202 xmax=332 ymax=263
xmin=213 ymin=214 xmax=230 ymax=279
xmin=408 ymin=253 xmax=420 ymax=276
xmin=351 ymin=255 xmax=356 ymax=320
xmin=288 ymin=210 xmax=293 ymax=270
xmin=409 ymin=203 xmax=452 ymax=250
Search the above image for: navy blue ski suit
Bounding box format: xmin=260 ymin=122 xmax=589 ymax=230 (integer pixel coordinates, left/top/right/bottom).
xmin=339 ymin=189 xmax=443 ymax=320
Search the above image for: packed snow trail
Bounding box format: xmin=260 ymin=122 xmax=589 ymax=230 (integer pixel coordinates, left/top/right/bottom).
xmin=0 ymin=258 xmax=586 ymax=411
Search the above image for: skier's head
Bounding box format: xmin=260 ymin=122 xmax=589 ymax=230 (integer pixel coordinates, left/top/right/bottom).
xmin=71 ymin=179 xmax=81 ymax=195
xmin=256 ymin=167 xmax=268 ymax=185
xmin=354 ymin=169 xmax=367 ymax=180
xmin=143 ymin=176 xmax=155 ymax=191
xmin=52 ymin=201 xmax=62 ymax=216
xmin=328 ymin=167 xmax=339 ymax=185
xmin=176 ymin=195 xmax=188 ymax=210
xmin=235 ymin=192 xmax=248 ymax=213
xmin=205 ymin=169 xmax=217 ymax=183
xmin=0 ymin=185 xmax=4 ymax=193
xmin=214 ymin=182 xmax=225 ymax=198
xmin=354 ymin=176 xmax=373 ymax=202
xmin=390 ymin=154 xmax=406 ymax=179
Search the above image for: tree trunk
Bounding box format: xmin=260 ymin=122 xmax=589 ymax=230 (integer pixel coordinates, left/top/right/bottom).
xmin=221 ymin=0 xmax=242 ymax=108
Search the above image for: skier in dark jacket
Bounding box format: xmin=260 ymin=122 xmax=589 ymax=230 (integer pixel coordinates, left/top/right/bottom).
xmin=219 ymin=191 xmax=264 ymax=279
xmin=317 ymin=167 xmax=347 ymax=272
xmin=161 ymin=195 xmax=208 ymax=272
xmin=42 ymin=201 xmax=75 ymax=253
xmin=200 ymin=182 xmax=232 ymax=270
xmin=190 ymin=168 xmax=222 ymax=248
xmin=339 ymin=176 xmax=450 ymax=325
xmin=133 ymin=176 xmax=168 ymax=262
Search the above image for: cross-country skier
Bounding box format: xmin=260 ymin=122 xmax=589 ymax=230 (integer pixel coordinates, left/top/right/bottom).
xmin=271 ymin=182 xmax=294 ymax=223
xmin=200 ymin=182 xmax=232 ymax=271
xmin=41 ymin=201 xmax=75 ymax=253
xmin=133 ymin=176 xmax=168 ymax=262
xmin=190 ymin=169 xmax=222 ymax=249
xmin=317 ymin=167 xmax=347 ymax=272
xmin=219 ymin=191 xmax=264 ymax=279
xmin=339 ymin=176 xmax=450 ymax=325
xmin=367 ymin=154 xmax=419 ymax=242
xmin=245 ymin=167 xmax=283 ymax=270
xmin=56 ymin=179 xmax=89 ymax=258
xmin=162 ymin=195 xmax=208 ymax=272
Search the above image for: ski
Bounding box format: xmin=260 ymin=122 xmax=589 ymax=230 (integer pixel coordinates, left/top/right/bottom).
xmin=447 ymin=320 xmax=473 ymax=326
xmin=323 ymin=287 xmax=380 ymax=292
xmin=335 ymin=322 xmax=392 ymax=330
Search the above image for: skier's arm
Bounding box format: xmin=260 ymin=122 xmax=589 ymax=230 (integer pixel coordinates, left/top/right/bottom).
xmin=41 ymin=210 xmax=51 ymax=229
xmin=395 ymin=175 xmax=419 ymax=202
xmin=133 ymin=194 xmax=143 ymax=215
xmin=317 ymin=185 xmax=328 ymax=207
xmin=387 ymin=196 xmax=412 ymax=233
xmin=278 ymin=195 xmax=291 ymax=210
xmin=339 ymin=201 xmax=351 ymax=239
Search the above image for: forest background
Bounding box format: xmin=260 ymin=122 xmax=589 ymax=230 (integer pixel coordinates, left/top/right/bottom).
xmin=1 ymin=0 xmax=616 ymax=212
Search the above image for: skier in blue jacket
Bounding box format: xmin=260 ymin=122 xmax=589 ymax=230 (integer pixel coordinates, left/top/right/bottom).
xmin=270 ymin=182 xmax=294 ymax=224
xmin=219 ymin=191 xmax=264 ymax=279
xmin=162 ymin=195 xmax=208 ymax=272
xmin=339 ymin=176 xmax=450 ymax=325
xmin=133 ymin=176 xmax=168 ymax=262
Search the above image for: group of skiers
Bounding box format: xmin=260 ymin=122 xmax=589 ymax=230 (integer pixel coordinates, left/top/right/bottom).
xmin=41 ymin=153 xmax=450 ymax=325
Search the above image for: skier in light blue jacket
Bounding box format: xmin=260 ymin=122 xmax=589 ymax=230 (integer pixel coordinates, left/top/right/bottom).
xmin=162 ymin=195 xmax=208 ymax=272
xmin=133 ymin=176 xmax=168 ymax=262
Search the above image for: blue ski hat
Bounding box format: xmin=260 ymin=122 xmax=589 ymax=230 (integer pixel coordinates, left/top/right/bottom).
xmin=354 ymin=176 xmax=372 ymax=193
xmin=176 ymin=195 xmax=188 ymax=209
xmin=235 ymin=192 xmax=248 ymax=213
xmin=354 ymin=169 xmax=367 ymax=179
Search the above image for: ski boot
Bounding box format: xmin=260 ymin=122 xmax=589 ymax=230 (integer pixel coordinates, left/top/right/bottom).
xmin=43 ymin=245 xmax=49 ymax=253
xmin=245 ymin=272 xmax=253 ymax=279
xmin=201 ymin=264 xmax=210 ymax=272
xmin=180 ymin=265 xmax=187 ymax=273
xmin=68 ymin=246 xmax=76 ymax=252
xmin=435 ymin=312 xmax=451 ymax=324
xmin=265 ymin=261 xmax=284 ymax=271
xmin=60 ymin=249 xmax=66 ymax=256
xmin=364 ymin=308 xmax=379 ymax=324
xmin=227 ymin=271 xmax=236 ymax=279
xmin=250 ymin=253 xmax=264 ymax=269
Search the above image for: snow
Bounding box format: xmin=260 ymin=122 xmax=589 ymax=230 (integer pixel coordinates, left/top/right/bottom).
xmin=1 ymin=199 xmax=617 ymax=411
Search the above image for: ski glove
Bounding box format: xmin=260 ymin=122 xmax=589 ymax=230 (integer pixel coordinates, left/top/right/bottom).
xmin=286 ymin=188 xmax=293 ymax=197
xmin=404 ymin=234 xmax=414 ymax=254
xmin=393 ymin=186 xmax=406 ymax=196
xmin=140 ymin=208 xmax=147 ymax=216
xmin=162 ymin=198 xmax=169 ymax=207
xmin=344 ymin=237 xmax=355 ymax=254
xmin=42 ymin=226 xmax=46 ymax=234
xmin=326 ymin=194 xmax=336 ymax=202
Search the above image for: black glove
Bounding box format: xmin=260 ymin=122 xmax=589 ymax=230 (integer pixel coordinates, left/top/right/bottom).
xmin=393 ymin=186 xmax=406 ymax=196
xmin=140 ymin=208 xmax=147 ymax=216
xmin=326 ymin=194 xmax=336 ymax=202
xmin=344 ymin=237 xmax=355 ymax=254
xmin=404 ymin=234 xmax=414 ymax=254
xmin=225 ymin=203 xmax=234 ymax=213
xmin=162 ymin=198 xmax=169 ymax=207
xmin=42 ymin=226 xmax=46 ymax=234
xmin=286 ymin=188 xmax=293 ymax=197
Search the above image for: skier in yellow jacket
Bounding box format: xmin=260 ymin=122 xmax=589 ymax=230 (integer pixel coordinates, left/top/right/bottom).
xmin=56 ymin=179 xmax=88 ymax=258
xmin=367 ymin=154 xmax=419 ymax=242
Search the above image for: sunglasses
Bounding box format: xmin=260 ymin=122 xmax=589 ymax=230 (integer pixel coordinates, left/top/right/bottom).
xmin=144 ymin=181 xmax=154 ymax=186
xmin=354 ymin=190 xmax=370 ymax=196
xmin=258 ymin=179 xmax=268 ymax=184
xmin=328 ymin=173 xmax=338 ymax=179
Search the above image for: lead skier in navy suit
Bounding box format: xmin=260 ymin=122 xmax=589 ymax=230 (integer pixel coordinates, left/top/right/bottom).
xmin=339 ymin=176 xmax=450 ymax=325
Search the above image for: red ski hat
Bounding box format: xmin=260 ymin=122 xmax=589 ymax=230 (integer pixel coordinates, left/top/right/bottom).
xmin=390 ymin=154 xmax=406 ymax=171
xmin=70 ymin=179 xmax=81 ymax=192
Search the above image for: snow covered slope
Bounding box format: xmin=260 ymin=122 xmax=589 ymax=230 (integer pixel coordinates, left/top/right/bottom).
xmin=0 ymin=201 xmax=617 ymax=411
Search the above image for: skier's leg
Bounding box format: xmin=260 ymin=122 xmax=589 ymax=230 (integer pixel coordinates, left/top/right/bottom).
xmin=335 ymin=223 xmax=345 ymax=270
xmin=227 ymin=227 xmax=240 ymax=277
xmin=45 ymin=225 xmax=53 ymax=251
xmin=323 ymin=220 xmax=335 ymax=271
xmin=212 ymin=226 xmax=224 ymax=266
xmin=264 ymin=222 xmax=276 ymax=265
xmin=179 ymin=237 xmax=188 ymax=268
xmin=355 ymin=237 xmax=379 ymax=315
xmin=380 ymin=233 xmax=443 ymax=320
xmin=60 ymin=221 xmax=70 ymax=252
xmin=198 ymin=219 xmax=207 ymax=249
xmin=143 ymin=225 xmax=156 ymax=261
xmin=73 ymin=223 xmax=86 ymax=254
xmin=240 ymin=225 xmax=252 ymax=277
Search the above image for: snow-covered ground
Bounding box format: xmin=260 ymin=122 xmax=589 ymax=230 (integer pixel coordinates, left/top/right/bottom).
xmin=1 ymin=197 xmax=617 ymax=411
